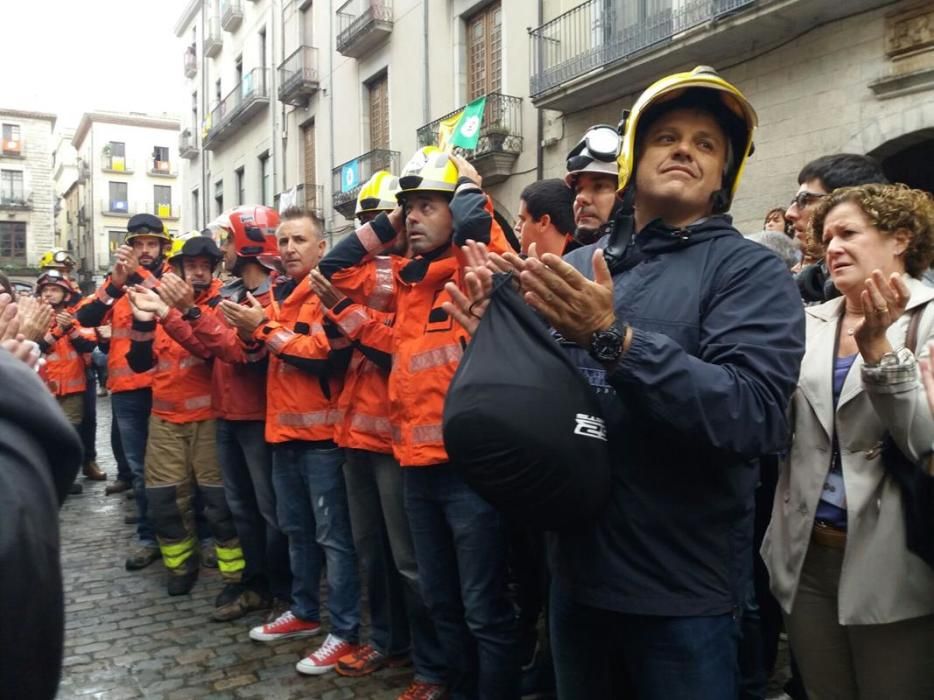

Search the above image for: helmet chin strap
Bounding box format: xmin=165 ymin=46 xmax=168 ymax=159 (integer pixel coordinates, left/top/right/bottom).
xmin=602 ymin=190 xmax=636 ymax=275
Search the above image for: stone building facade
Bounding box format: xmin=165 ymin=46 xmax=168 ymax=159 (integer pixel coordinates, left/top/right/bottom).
xmin=71 ymin=112 xmax=182 ymax=283
xmin=0 ymin=108 xmax=57 ymax=268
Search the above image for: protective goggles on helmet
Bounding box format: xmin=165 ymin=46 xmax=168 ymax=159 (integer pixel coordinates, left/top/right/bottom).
xmin=566 ymin=124 xmax=622 ymax=171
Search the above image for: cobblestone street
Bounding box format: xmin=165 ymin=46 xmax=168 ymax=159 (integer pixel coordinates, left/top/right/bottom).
xmin=58 ymin=397 xmax=409 ymax=700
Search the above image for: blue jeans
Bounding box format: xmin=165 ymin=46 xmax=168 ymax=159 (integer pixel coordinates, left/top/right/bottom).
xmin=110 ymin=408 xmax=132 ymax=483
xmin=272 ymin=442 xmax=360 ymax=642
xmin=217 ymin=419 xmax=291 ymax=600
xmin=550 ymin=585 xmax=740 ymax=699
xmin=344 ymin=449 xmax=446 ymax=684
xmin=403 ymin=464 xmax=518 ymax=700
xmin=111 ymin=388 xmax=155 ymax=544
xmin=79 ymin=368 xmax=97 ymax=463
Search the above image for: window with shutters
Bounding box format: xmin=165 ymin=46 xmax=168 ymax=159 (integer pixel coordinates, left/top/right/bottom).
xmin=108 ymin=181 xmax=128 ymax=213
xmin=1 ymin=170 xmax=24 ymax=203
xmin=0 ymin=222 xmax=26 ymax=262
xmin=367 ymin=73 xmax=389 ymax=150
xmin=466 ymin=2 xmax=502 ymax=101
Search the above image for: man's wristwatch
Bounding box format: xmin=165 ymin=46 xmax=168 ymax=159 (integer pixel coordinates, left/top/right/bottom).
xmin=589 ymin=321 xmax=627 ymax=364
xmin=182 ymin=306 xmax=202 ymax=321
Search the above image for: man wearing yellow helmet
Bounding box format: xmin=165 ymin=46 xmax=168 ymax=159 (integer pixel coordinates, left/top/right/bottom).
xmin=318 ymin=146 xmax=516 ymax=698
xmin=487 ymin=67 xmax=806 ymax=698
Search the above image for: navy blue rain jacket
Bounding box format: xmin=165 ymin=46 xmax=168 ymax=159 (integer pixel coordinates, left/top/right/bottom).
xmin=553 ymin=214 xmax=805 ymax=617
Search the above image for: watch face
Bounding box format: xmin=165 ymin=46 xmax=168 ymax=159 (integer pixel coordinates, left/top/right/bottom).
xmin=592 ymin=325 xmax=624 ymax=362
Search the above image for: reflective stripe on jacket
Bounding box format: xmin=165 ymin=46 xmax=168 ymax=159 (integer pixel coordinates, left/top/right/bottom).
xmin=258 ymin=275 xmax=347 ymax=443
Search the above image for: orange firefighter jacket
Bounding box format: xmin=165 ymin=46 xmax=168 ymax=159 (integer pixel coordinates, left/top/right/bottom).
xmin=254 ymin=275 xmax=352 ymax=444
xmin=321 ymin=180 xmax=508 ymax=466
xmin=76 ymin=265 xmax=166 ymax=393
xmin=38 ymin=322 xmax=96 ymax=397
xmin=126 ymin=279 xmax=221 ymax=424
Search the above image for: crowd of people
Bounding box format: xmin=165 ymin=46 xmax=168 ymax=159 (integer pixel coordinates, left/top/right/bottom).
xmin=2 ymin=64 xmax=934 ymax=700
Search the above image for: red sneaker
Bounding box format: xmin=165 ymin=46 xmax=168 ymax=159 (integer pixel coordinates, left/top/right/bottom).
xmin=249 ymin=610 xmax=321 ymax=642
xmin=336 ymin=643 xmax=388 ymax=677
xmin=398 ymin=680 xmax=448 ymax=700
xmin=296 ymin=634 xmax=356 ymax=675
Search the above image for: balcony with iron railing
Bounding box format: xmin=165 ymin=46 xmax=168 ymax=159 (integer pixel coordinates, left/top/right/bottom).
xmin=204 ymin=16 xmax=223 ymax=58
xmin=149 ymin=203 xmax=181 ymax=220
xmin=331 ymin=148 xmax=399 ymax=219
xmin=149 ymin=159 xmax=176 ymax=177
xmin=416 ymin=93 xmax=524 ymax=186
xmin=221 ymin=0 xmax=243 ymax=32
xmin=179 ymin=129 xmax=199 ymax=159
xmin=527 ymin=0 xmax=888 ymax=112
xmin=0 ymin=191 xmax=31 ymax=210
xmin=100 ymin=198 xmax=136 ymax=217
xmin=278 ymin=46 xmax=320 ymax=107
xmin=1 ymin=137 xmax=24 ymax=158
xmin=203 ymin=68 xmax=270 ymax=150
xmin=101 ymin=152 xmax=134 ymax=174
xmin=274 ymin=183 xmax=324 ymax=217
xmin=184 ymin=44 xmax=197 ymax=78
xmin=337 ymin=0 xmax=393 ymax=58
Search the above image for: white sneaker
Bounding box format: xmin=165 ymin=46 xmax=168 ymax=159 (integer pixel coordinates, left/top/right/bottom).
xmin=296 ymin=633 xmax=355 ymax=675
xmin=249 ymin=610 xmax=321 ymax=642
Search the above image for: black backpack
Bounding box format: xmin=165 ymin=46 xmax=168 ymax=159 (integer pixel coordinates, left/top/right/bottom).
xmin=443 ymin=275 xmax=612 ymax=531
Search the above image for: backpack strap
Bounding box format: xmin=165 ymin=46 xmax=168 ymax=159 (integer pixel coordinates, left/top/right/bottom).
xmin=906 ymin=305 xmax=925 ymax=354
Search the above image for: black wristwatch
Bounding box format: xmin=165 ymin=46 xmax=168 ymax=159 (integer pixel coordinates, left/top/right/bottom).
xmin=589 ymin=321 xmax=626 ymax=364
xmin=182 ymin=306 xmax=202 ymax=321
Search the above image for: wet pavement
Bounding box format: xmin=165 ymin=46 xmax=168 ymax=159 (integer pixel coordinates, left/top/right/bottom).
xmin=58 ymin=396 xmax=410 ymax=699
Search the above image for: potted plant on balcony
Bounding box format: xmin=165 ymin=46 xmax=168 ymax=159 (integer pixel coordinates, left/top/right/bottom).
xmin=482 ymin=122 xmax=511 ymax=154
xmin=102 ymin=143 xmax=112 ymax=167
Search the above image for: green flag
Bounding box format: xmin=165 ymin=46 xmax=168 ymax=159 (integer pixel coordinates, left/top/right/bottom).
xmin=450 ymin=96 xmax=487 ymax=150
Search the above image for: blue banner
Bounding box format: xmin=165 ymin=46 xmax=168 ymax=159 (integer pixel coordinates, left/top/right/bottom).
xmin=341 ymin=160 xmax=360 ymax=193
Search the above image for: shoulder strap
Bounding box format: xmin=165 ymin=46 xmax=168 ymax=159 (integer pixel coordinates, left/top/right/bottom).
xmin=906 ymin=305 xmax=924 ymax=354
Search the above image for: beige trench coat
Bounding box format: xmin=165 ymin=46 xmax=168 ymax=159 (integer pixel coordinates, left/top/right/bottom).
xmin=762 ymin=275 xmax=934 ymax=625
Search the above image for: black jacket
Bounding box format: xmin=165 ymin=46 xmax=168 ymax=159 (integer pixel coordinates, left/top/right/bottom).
xmin=554 ymin=215 xmax=805 ymax=616
xmin=0 ymin=349 xmax=83 ymax=699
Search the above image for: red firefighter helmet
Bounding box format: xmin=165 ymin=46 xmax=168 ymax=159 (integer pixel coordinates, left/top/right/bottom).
xmin=35 ymin=269 xmax=74 ymax=296
xmin=227 ymin=206 xmax=280 ymax=270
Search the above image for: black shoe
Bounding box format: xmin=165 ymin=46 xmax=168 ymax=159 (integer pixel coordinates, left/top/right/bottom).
xmin=68 ymin=482 xmax=83 ymax=495
xmin=167 ymin=568 xmax=199 ymax=596
xmin=212 ymin=584 xmax=272 ymax=622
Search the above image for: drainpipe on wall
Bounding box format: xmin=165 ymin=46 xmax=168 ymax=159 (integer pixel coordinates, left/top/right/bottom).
xmin=279 ymin=0 xmax=287 ymax=196
xmin=422 ymin=0 xmax=430 ymax=123
xmin=201 ymin=0 xmax=209 ymax=228
xmin=88 ymin=130 xmax=95 ymax=273
xmin=536 ymin=0 xmax=544 ymax=182
xmin=328 ymin=0 xmax=336 ymax=242
xmin=270 ymin=0 xmax=279 ymax=203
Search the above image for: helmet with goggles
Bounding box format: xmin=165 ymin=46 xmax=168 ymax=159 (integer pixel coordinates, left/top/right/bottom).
xmin=39 ymin=249 xmax=76 ymax=270
xmin=565 ymin=124 xmax=621 ymax=187
xmin=35 ymin=269 xmax=74 ymax=295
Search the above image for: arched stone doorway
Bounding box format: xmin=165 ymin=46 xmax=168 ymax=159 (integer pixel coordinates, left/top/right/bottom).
xmin=870 ymin=129 xmax=934 ymax=193
xmin=842 ymin=101 xmax=934 ymax=194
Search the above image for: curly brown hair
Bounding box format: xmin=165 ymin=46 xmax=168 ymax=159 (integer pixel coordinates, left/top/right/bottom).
xmin=807 ymin=183 xmax=934 ymax=278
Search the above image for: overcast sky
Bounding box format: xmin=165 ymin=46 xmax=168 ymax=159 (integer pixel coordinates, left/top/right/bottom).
xmin=5 ymin=0 xmax=190 ymax=131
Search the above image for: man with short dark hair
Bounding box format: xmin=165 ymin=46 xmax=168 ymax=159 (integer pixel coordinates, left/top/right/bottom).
xmin=565 ymin=125 xmax=621 ymax=245
xmin=77 ymin=213 xmax=172 ymax=570
xmin=515 ymin=178 xmax=576 ymax=257
xmin=786 ymin=153 xmax=888 ymax=302
xmin=224 ymin=207 xmax=361 ymax=677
